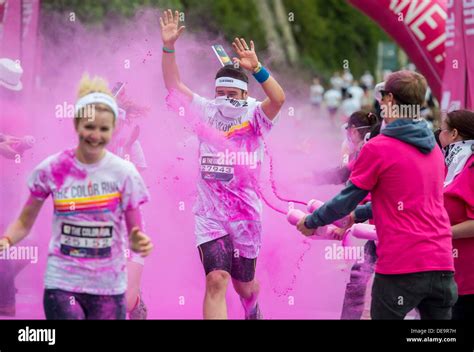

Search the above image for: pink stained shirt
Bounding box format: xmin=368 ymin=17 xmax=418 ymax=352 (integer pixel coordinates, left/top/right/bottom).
xmin=350 ymin=135 xmax=454 ymax=274
xmin=444 ymin=155 xmax=474 ymax=295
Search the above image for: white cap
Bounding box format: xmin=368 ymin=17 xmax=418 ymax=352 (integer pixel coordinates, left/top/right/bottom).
xmin=0 ymin=58 xmax=23 ymax=91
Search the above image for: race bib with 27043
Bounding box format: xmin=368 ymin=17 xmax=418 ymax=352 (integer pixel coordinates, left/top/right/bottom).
xmin=200 ymin=155 xmax=234 ymax=182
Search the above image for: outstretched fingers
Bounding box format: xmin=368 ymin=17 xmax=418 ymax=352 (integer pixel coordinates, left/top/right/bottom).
xmin=174 ymin=10 xmax=179 ymax=25
xmin=234 ymin=37 xmax=245 ymax=52
xmin=239 ymin=38 xmax=250 ymax=50
xmin=250 ymin=40 xmax=255 ymax=52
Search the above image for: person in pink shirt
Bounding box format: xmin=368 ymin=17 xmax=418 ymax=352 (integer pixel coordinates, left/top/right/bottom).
xmin=438 ymin=109 xmax=474 ymax=320
xmin=297 ymin=70 xmax=457 ymax=319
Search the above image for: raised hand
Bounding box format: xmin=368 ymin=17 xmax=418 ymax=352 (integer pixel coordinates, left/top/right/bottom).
xmin=159 ymin=9 xmax=185 ymax=47
xmin=232 ymin=38 xmax=259 ymax=72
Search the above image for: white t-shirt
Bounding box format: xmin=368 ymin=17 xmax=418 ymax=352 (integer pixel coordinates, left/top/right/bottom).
xmin=342 ymin=71 xmax=354 ymax=87
xmin=189 ymin=94 xmax=276 ymax=221
xmin=342 ymin=71 xmax=354 ymax=88
xmin=341 ymin=97 xmax=361 ymax=118
xmin=310 ymin=84 xmax=324 ymax=104
xmin=324 ymin=89 xmax=342 ymax=108
xmin=28 ymin=149 xmax=149 ymax=295
xmin=361 ymin=73 xmax=374 ymax=89
xmin=348 ymin=85 xmax=365 ymax=105
xmin=330 ymin=76 xmax=344 ymax=90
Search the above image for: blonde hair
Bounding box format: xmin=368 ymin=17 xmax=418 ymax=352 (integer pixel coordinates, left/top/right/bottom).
xmin=77 ymin=73 xmax=114 ymax=98
xmin=75 ymin=73 xmax=116 ymax=126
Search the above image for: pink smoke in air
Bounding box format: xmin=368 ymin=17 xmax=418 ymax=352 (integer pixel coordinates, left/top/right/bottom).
xmin=0 ymin=8 xmax=361 ymax=319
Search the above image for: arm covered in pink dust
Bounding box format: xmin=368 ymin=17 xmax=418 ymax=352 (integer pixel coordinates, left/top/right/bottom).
xmin=125 ymin=208 xmax=153 ymax=257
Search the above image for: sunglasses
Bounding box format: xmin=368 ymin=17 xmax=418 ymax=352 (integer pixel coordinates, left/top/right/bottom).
xmin=379 ymin=90 xmax=390 ymax=98
xmin=378 ymin=89 xmax=410 ymax=105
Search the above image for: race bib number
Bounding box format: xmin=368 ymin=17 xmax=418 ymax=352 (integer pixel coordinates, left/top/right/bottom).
xmin=200 ymin=156 xmax=234 ymax=182
xmin=60 ymin=221 xmax=113 ymax=259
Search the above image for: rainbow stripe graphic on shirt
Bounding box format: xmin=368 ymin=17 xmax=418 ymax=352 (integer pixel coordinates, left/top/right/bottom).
xmin=224 ymin=121 xmax=252 ymax=139
xmin=54 ymin=192 xmax=121 ymax=215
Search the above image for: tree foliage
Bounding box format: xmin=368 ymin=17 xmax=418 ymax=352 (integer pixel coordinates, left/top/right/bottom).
xmin=41 ymin=0 xmax=389 ymax=78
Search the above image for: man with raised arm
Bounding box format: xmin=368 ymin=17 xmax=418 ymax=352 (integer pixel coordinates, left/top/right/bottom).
xmin=160 ymin=9 xmax=285 ymax=319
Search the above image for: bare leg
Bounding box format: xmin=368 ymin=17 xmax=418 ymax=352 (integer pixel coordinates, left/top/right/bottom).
xmin=233 ymin=278 xmax=261 ymax=318
xmin=126 ymin=259 xmax=148 ymax=320
xmin=203 ymin=270 xmax=230 ymax=319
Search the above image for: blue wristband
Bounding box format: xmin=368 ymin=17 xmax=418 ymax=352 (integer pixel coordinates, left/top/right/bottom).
xmin=163 ymin=46 xmax=175 ymax=54
xmin=253 ymin=66 xmax=270 ymax=83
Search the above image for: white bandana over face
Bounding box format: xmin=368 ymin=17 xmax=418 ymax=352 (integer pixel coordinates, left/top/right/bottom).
xmin=443 ymin=139 xmax=474 ymax=187
xmin=212 ymin=96 xmax=252 ymax=119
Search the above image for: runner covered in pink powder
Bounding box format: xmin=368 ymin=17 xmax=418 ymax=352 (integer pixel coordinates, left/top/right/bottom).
xmin=160 ymin=9 xmax=285 ymax=319
xmin=0 ymin=74 xmax=153 ymax=320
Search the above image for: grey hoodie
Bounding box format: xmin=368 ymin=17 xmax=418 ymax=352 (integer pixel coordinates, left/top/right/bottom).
xmin=305 ymin=118 xmax=436 ymax=229
xmin=382 ymin=118 xmax=436 ymax=154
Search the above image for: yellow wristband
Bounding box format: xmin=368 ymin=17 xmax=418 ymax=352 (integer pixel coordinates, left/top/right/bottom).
xmin=253 ymin=62 xmax=262 ymax=74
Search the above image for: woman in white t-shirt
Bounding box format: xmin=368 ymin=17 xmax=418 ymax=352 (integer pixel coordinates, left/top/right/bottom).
xmin=0 ymin=74 xmax=153 ymax=320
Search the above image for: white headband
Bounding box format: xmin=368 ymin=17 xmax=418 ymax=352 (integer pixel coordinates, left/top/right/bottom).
xmin=215 ymin=77 xmax=248 ymax=91
xmin=75 ymin=92 xmax=119 ymax=119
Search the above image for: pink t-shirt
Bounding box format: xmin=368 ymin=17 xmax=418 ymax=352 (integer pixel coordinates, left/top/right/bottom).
xmin=350 ymin=135 xmax=454 ymax=274
xmin=444 ymin=155 xmax=474 ymax=295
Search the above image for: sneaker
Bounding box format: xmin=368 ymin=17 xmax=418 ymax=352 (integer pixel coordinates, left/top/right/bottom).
xmin=129 ymin=292 xmax=147 ymax=320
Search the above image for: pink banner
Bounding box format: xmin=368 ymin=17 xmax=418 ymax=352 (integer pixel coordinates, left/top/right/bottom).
xmin=0 ymin=0 xmax=22 ymax=59
xmin=441 ymin=0 xmax=467 ymax=112
xmin=464 ymin=0 xmax=474 ymax=109
xmin=348 ymin=0 xmax=447 ymax=100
